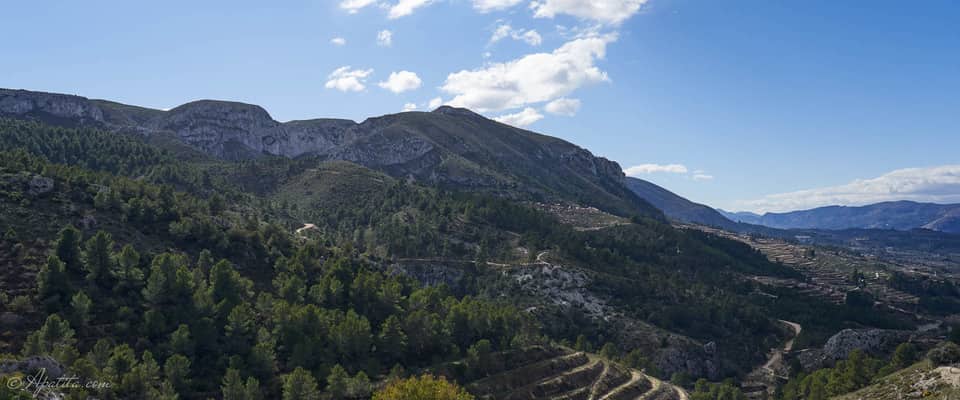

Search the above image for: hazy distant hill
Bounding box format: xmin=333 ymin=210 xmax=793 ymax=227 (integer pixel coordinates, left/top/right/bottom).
xmin=722 ymin=201 xmax=960 ymax=234
xmin=718 ymin=209 xmax=763 ymax=224
xmin=624 ymin=177 xmax=738 ymax=229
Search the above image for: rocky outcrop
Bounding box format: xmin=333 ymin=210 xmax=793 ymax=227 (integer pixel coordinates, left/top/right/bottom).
xmin=798 ymin=328 xmax=913 ymax=370
xmin=27 ymin=175 xmax=54 ymax=196
xmin=154 ymin=100 xmax=279 ymax=158
xmin=0 ymin=356 xmax=65 ymax=378
xmin=0 ymin=89 xmax=104 ymax=124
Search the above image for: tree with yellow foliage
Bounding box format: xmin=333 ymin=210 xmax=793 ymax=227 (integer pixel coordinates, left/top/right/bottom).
xmin=372 ymin=375 xmax=473 ymax=400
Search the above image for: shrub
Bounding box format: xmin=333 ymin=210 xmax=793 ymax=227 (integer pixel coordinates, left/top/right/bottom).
xmin=9 ymin=295 xmax=33 ymax=313
xmin=928 ymin=342 xmax=960 ymax=366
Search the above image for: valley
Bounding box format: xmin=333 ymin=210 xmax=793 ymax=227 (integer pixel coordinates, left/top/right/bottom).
xmin=0 ymin=89 xmax=958 ymax=400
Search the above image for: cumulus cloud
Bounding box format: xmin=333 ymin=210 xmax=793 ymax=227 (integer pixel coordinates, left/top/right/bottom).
xmin=442 ymin=33 xmax=614 ymax=112
xmin=738 ymin=165 xmax=960 ymax=213
xmin=490 ymin=24 xmax=543 ymax=46
xmin=388 ymin=0 xmax=434 ymax=19
xmin=624 ymin=164 xmax=689 ymax=176
xmin=544 ymin=97 xmax=580 ymax=116
xmin=340 ymin=0 xmax=377 ymax=13
xmin=402 ymin=103 xmax=418 ymax=111
xmin=531 ymin=0 xmax=650 ymax=25
xmin=378 ymin=70 xmax=423 ymax=93
xmin=494 ymin=107 xmax=544 ymax=127
xmin=325 ymin=66 xmax=374 ymax=92
xmin=473 ymin=0 xmax=524 ymax=12
xmin=377 ymin=30 xmax=393 ymax=47
xmin=428 ymin=97 xmax=444 ymax=109
xmin=330 ymin=37 xmax=347 ymax=46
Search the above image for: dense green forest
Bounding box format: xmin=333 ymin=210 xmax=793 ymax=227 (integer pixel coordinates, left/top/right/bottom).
xmin=0 ymin=119 xmax=923 ymax=398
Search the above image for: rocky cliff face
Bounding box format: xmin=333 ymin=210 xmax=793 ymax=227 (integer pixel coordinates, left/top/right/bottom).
xmin=0 ymin=89 xmax=105 ymax=124
xmin=0 ymin=88 xmax=660 ymax=217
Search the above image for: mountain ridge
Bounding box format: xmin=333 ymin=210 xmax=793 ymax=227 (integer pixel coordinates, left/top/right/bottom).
xmin=0 ymin=87 xmax=661 ymax=218
xmin=623 ymin=177 xmax=738 ymax=229
xmin=721 ymin=201 xmax=960 ymax=234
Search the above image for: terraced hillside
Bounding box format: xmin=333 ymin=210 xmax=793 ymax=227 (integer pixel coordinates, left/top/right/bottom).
xmin=447 ymin=346 xmax=687 ymax=400
xmin=686 ymin=224 xmax=922 ymax=309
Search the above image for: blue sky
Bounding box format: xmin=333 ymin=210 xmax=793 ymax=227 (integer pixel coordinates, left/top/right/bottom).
xmin=2 ymin=0 xmax=959 ymax=212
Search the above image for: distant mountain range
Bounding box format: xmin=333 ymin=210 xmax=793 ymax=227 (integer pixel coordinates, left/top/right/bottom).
xmin=719 ymin=201 xmax=960 ymax=234
xmin=623 ymin=177 xmax=960 ymax=236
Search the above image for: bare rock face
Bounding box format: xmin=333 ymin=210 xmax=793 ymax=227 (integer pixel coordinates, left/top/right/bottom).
xmin=799 ymin=328 xmax=912 ymax=370
xmin=27 ymin=175 xmax=54 ymax=196
xmin=154 ymin=100 xmax=280 ymax=158
xmin=0 ymin=89 xmax=104 ymax=124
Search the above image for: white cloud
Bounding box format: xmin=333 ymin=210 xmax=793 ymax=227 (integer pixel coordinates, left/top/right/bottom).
xmin=738 ymin=165 xmax=960 ymax=213
xmin=330 ymin=37 xmax=347 ymax=46
xmin=490 ymin=24 xmax=513 ymax=43
xmin=402 ymin=103 xmax=418 ymax=111
xmin=494 ymin=107 xmax=544 ymax=127
xmin=378 ymin=70 xmax=423 ymax=93
xmin=325 ymin=66 xmax=374 ymax=92
xmin=428 ymin=97 xmax=444 ymax=109
xmin=490 ymin=24 xmax=543 ymax=46
xmin=531 ymin=0 xmax=650 ymax=25
xmin=544 ymin=97 xmax=580 ymax=116
xmin=442 ymin=33 xmax=614 ymax=112
xmin=377 ymin=30 xmax=393 ymax=47
xmin=520 ymin=30 xmax=544 ymax=46
xmin=693 ymin=174 xmax=714 ymax=181
xmin=388 ymin=0 xmax=434 ymax=19
xmin=340 ymin=0 xmax=377 ymax=13
xmin=624 ymin=164 xmax=689 ymax=176
xmin=473 ymin=0 xmax=524 ymax=12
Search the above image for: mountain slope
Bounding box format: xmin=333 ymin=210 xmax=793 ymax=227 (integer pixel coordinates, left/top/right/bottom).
xmin=728 ymin=201 xmax=960 ymax=233
xmin=624 ymin=177 xmax=736 ymax=228
xmin=0 ymin=88 xmax=660 ymax=218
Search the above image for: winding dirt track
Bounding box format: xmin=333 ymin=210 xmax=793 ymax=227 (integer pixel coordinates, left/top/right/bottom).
xmin=761 ymin=320 xmax=801 ymax=373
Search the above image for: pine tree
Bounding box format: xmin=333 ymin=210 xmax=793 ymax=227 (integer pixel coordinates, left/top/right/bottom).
xmin=114 ymin=244 xmax=144 ymax=295
xmin=168 ymin=324 xmax=194 ymax=357
xmin=890 ymin=342 xmax=917 ymax=369
xmin=55 ymin=224 xmax=83 ymax=273
xmin=283 ymin=367 xmax=320 ymax=400
xmin=326 ymin=364 xmax=349 ymax=400
xmin=467 ymin=340 xmax=494 ymax=377
xmin=244 ymin=377 xmax=263 ymax=400
xmin=163 ymin=354 xmax=191 ymax=393
xmin=209 ymin=259 xmax=251 ymax=318
xmin=37 ymin=255 xmax=71 ymax=312
xmin=83 ymin=230 xmax=115 ymax=288
xmin=70 ymin=291 xmax=93 ymax=328
xmin=21 ymin=314 xmax=76 ymax=358
xmin=378 ymin=315 xmax=408 ymax=363
xmin=347 ymin=371 xmax=371 ymax=398
xmin=222 ymin=369 xmax=248 ymax=400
